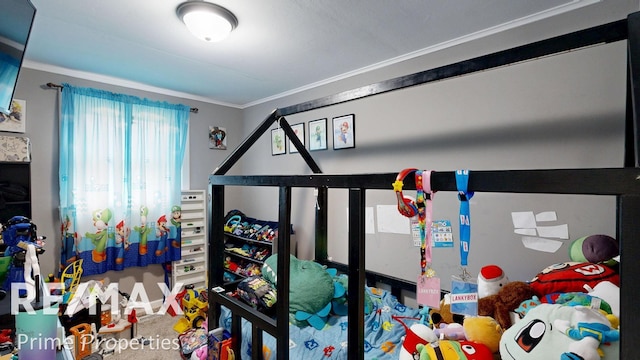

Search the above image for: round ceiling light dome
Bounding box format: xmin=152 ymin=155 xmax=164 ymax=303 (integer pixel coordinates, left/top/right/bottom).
xmin=176 ymin=1 xmax=238 ymax=42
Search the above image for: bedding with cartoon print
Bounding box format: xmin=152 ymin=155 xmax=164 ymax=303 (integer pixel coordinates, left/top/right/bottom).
xmin=219 ymin=286 xmax=421 ymax=359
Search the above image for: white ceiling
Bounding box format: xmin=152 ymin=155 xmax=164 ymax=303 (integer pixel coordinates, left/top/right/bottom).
xmin=23 ymin=0 xmax=595 ymax=108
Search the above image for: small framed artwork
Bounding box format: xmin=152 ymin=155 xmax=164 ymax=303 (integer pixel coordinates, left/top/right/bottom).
xmin=332 ymin=114 xmax=355 ymax=150
xmin=271 ymin=128 xmax=286 ymax=155
xmin=289 ymin=123 xmax=305 ymax=153
xmin=0 ymin=99 xmax=26 ymax=133
xmin=308 ymin=118 xmax=327 ymax=151
xmin=208 ymin=126 xmax=227 ymax=150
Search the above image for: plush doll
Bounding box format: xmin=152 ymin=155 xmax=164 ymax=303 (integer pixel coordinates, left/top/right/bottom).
xmin=555 ymin=292 xmax=612 ymax=314
xmin=398 ymin=321 xmax=438 ymax=360
xmin=529 ymin=262 xmax=619 ymax=298
xmin=477 ymin=264 xmax=509 ymax=299
xmin=514 ymin=295 xmax=542 ymax=318
xmin=261 ymin=254 xmax=338 ymax=329
xmin=462 ymin=316 xmax=503 ymax=354
xmin=569 ymin=234 xmax=619 ymax=264
xmin=434 ymin=322 xmax=466 ymax=341
xmin=478 ymin=281 xmax=536 ymax=330
xmin=584 ymin=280 xmax=620 ymax=318
xmin=415 ymin=340 xmax=493 ymax=359
xmin=553 ymin=306 xmax=619 ymax=360
xmin=429 ymin=294 xmax=465 ymax=326
xmin=500 ymin=303 xmax=619 ymax=360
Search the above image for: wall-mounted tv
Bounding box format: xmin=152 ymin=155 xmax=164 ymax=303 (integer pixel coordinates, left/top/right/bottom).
xmin=0 ymin=0 xmax=36 ymax=115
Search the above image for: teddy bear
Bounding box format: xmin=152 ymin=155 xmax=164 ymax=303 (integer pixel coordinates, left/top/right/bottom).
xmin=429 ymin=294 xmax=465 ymax=327
xmin=478 ymin=280 xmax=536 ymax=330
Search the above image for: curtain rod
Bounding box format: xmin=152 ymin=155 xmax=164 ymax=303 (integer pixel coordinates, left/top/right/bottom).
xmin=46 ymin=82 xmax=199 ymax=113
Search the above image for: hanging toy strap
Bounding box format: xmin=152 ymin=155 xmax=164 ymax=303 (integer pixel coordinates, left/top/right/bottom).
xmin=415 ymin=170 xmax=436 ymax=276
xmin=455 ymin=170 xmax=474 ymax=272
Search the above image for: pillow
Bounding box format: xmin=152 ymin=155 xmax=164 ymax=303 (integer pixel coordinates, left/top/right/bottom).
xmin=529 ymin=262 xmax=619 ymax=298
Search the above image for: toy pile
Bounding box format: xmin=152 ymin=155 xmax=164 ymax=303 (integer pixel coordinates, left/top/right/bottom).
xmin=402 ymin=233 xmax=621 ymax=360
xmin=223 ymin=210 xmax=280 ymax=244
xmin=222 ymin=210 xmax=286 ymax=283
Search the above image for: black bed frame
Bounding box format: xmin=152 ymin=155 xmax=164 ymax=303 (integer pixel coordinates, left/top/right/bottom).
xmin=207 ymin=12 xmax=640 ymax=360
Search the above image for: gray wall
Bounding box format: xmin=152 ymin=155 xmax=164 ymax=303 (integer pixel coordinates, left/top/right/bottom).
xmin=237 ymin=1 xmax=633 ymax=290
xmin=9 ymin=68 xmax=242 ymax=301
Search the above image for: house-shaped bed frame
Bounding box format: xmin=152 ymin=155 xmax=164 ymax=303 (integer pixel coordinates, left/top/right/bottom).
xmin=207 ymin=12 xmax=640 ymax=360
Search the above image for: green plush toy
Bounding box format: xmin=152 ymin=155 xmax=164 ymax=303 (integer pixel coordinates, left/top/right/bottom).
xmin=262 ymin=254 xmax=336 ymax=329
xmin=569 ymin=234 xmax=619 ymax=265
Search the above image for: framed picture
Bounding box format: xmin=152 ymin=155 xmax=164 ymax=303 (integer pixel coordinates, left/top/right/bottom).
xmin=271 ymin=128 xmax=286 ymax=155
xmin=289 ymin=123 xmax=305 ymax=153
xmin=0 ymin=99 xmax=26 ymax=133
xmin=308 ymin=118 xmax=327 ymax=151
xmin=208 ymin=126 xmax=227 ymax=150
xmin=332 ymin=114 xmax=355 ymax=150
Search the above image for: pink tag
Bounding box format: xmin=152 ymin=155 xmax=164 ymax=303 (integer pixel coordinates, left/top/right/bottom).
xmin=417 ymin=275 xmax=441 ymax=309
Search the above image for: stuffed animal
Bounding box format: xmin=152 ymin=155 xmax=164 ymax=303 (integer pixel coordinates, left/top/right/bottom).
xmin=500 ymin=304 xmax=619 ymax=360
xmin=434 ymin=322 xmax=466 ymax=341
xmin=478 ymin=281 xmax=535 ymax=330
xmin=569 ymin=234 xmax=619 ymax=264
xmin=463 ymin=316 xmax=503 ymax=354
xmin=429 ymin=294 xmax=465 ymax=327
xmin=554 ymin=306 xmax=619 ymax=360
xmin=477 ymin=264 xmax=509 ymax=299
xmin=415 ymin=339 xmax=494 ymax=359
xmin=398 ymin=321 xmax=438 ymax=360
xmin=529 ymin=262 xmax=619 ymax=298
xmin=261 ymin=254 xmax=337 ymax=329
xmin=555 ymin=292 xmax=612 ymax=314
xmin=584 ymin=280 xmax=620 ymax=318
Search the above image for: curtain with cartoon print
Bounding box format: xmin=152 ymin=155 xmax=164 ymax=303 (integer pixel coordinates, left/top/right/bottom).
xmin=58 ymin=83 xmax=189 ymax=276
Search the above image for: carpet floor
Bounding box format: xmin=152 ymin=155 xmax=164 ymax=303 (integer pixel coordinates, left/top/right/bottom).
xmin=97 ymin=313 xmax=186 ymax=359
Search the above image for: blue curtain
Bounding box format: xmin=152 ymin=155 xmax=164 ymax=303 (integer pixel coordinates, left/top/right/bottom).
xmin=59 ymin=83 xmax=190 ymax=276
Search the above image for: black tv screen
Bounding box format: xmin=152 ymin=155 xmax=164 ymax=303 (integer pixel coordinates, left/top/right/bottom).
xmin=0 ymin=0 xmax=35 ymax=116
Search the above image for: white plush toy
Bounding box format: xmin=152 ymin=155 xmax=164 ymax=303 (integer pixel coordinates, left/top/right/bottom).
xmin=584 ymin=281 xmax=620 ymax=318
xmin=553 ymin=306 xmax=620 ymax=360
xmin=477 ymin=264 xmax=509 ymax=299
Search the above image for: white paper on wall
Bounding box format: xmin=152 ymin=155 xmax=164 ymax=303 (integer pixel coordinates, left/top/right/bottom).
xmin=376 ymin=205 xmax=410 ymax=234
xmin=514 ymin=228 xmax=537 ymax=236
xmin=511 ymin=211 xmax=536 ymax=228
xmin=536 ymin=224 xmax=569 ymax=239
xmin=345 ymin=207 xmax=377 ymax=234
xmin=535 ymin=211 xmax=557 ymax=222
xmin=522 ymin=236 xmax=563 ymax=253
xmin=366 ymin=207 xmax=375 ymax=234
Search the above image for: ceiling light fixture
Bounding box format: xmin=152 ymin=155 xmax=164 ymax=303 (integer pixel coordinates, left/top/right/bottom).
xmin=176 ymin=1 xmax=238 ymax=42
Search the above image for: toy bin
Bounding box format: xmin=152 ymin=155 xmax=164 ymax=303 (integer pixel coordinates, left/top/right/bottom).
xmin=208 ymin=327 xmax=233 ymax=360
